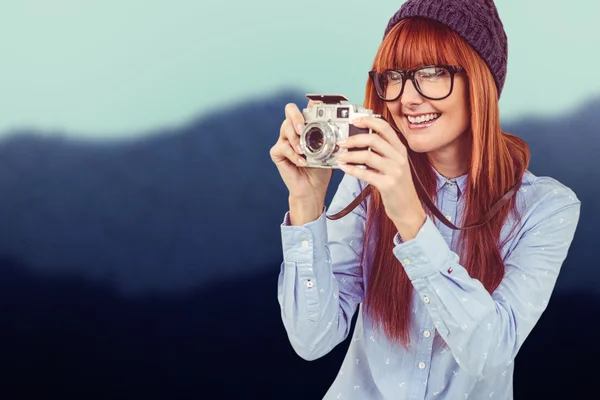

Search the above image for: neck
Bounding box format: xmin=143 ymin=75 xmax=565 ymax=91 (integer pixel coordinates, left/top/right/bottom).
xmin=426 ymin=133 xmax=471 ymax=179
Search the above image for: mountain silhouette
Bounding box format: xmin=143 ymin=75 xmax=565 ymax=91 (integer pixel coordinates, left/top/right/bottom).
xmin=0 ymin=88 xmax=597 ymax=398
xmin=0 ymin=88 xmax=595 ymax=294
xmin=0 ymin=89 xmax=313 ymax=294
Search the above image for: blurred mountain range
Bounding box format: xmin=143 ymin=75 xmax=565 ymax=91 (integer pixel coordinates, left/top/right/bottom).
xmin=0 ymin=88 xmax=596 ymax=295
xmin=0 ymin=89 xmax=597 ymax=399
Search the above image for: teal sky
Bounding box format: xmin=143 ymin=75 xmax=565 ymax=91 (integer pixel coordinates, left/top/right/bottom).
xmin=1 ymin=0 xmax=598 ymax=139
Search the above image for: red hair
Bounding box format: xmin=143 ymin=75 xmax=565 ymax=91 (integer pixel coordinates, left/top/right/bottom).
xmin=331 ymin=17 xmax=530 ymax=346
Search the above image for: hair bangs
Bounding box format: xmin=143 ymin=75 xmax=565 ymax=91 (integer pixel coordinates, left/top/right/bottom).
xmin=374 ymin=17 xmax=464 ymax=72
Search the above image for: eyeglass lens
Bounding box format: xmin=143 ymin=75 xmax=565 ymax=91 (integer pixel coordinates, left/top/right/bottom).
xmin=373 ymin=67 xmax=454 ymax=100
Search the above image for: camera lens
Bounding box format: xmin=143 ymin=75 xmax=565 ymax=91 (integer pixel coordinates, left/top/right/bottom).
xmin=306 ymin=127 xmax=325 ymax=153
xmin=300 ymin=121 xmax=336 ymax=161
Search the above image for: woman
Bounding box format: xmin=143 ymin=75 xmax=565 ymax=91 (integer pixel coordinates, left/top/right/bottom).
xmin=269 ymin=0 xmax=581 ymax=398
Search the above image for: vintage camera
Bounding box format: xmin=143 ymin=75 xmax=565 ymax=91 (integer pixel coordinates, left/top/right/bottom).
xmin=300 ymin=94 xmax=380 ymax=169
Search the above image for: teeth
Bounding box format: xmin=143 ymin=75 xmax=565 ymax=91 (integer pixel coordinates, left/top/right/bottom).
xmin=407 ymin=113 xmax=441 ymax=124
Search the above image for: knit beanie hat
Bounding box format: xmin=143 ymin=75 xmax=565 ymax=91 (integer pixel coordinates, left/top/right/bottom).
xmin=383 ymin=0 xmax=508 ymax=97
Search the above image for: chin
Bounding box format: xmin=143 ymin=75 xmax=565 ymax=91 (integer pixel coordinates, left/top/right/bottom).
xmin=403 ymin=135 xmax=440 ymax=154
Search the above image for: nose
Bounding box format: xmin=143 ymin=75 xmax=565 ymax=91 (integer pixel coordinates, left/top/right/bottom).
xmin=400 ymin=79 xmax=424 ymax=107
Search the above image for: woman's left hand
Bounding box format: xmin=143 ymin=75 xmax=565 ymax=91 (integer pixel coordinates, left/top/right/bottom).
xmin=335 ymin=116 xmax=427 ymax=241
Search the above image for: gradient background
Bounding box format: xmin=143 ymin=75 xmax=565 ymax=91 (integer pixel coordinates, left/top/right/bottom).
xmin=0 ymin=0 xmax=598 ymax=398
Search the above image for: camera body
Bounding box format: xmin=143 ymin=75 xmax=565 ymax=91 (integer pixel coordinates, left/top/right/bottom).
xmin=300 ymin=94 xmax=380 ymax=169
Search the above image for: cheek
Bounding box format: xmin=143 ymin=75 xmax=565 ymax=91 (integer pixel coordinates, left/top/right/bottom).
xmin=445 ymin=87 xmax=470 ymax=131
xmin=386 ymin=103 xmax=400 ymax=117
xmin=445 ymin=106 xmax=470 ymax=136
xmin=459 ymin=100 xmax=471 ymax=129
xmin=455 ymin=81 xmax=471 ymax=125
xmin=455 ymin=102 xmax=470 ymax=128
xmin=386 ymin=104 xmax=405 ymax=127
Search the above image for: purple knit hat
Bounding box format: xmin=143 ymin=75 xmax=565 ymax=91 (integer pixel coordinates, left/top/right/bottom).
xmin=383 ymin=0 xmax=508 ymax=97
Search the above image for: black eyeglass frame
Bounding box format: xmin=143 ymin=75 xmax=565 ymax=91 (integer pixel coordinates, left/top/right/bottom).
xmin=368 ymin=65 xmax=465 ymax=101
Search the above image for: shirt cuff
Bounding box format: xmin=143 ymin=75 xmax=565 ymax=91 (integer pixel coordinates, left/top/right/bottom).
xmin=393 ymin=232 xmax=403 ymax=246
xmin=281 ymin=208 xmax=328 ymax=263
xmin=392 ymin=216 xmax=450 ymax=281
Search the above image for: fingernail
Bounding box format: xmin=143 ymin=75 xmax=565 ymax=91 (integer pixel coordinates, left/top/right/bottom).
xmin=296 ymin=124 xmax=304 ymax=135
xmin=296 ymin=144 xmax=304 ymax=154
xmin=351 ymin=118 xmax=362 ymax=124
xmin=337 ymin=140 xmax=347 ymax=145
xmin=298 ymin=157 xmax=307 ymax=166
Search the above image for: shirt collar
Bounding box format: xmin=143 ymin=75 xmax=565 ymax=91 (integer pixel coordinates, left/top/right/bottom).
xmin=432 ymin=167 xmax=468 ymax=194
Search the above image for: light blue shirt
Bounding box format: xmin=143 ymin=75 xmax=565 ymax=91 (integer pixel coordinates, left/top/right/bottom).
xmin=277 ymin=168 xmax=580 ymax=399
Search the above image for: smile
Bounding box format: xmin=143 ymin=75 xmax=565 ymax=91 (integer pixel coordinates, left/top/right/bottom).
xmin=406 ymin=113 xmax=441 ymax=129
xmin=407 ymin=113 xmax=441 ymax=124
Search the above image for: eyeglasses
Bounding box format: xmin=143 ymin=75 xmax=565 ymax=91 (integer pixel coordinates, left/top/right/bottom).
xmin=369 ymin=65 xmax=464 ymax=101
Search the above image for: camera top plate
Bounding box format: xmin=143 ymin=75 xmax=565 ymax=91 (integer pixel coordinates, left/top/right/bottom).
xmin=306 ymin=94 xmax=348 ymax=104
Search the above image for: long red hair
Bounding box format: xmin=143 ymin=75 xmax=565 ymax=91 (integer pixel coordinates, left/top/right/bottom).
xmin=332 ymin=17 xmax=530 ymax=346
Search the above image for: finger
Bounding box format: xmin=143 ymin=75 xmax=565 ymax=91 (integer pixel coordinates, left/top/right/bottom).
xmin=279 ymin=118 xmax=303 ymax=155
xmin=283 ymin=103 xmax=308 ymax=154
xmin=338 ymin=162 xmax=384 ymax=188
xmin=337 ymin=133 xmax=396 ymax=159
xmin=350 ymin=116 xmax=407 ymax=155
xmin=270 ymin=139 xmax=308 ymax=167
xmin=336 ymin=149 xmax=393 ymax=174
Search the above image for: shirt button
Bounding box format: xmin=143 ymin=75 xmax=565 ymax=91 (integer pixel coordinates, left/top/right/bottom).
xmin=301 ymin=240 xmax=309 ymax=249
xmin=306 ymin=280 xmax=314 ymax=288
xmin=402 ymin=258 xmax=411 ymax=265
xmin=418 ymin=362 xmax=426 ymax=369
xmin=423 ymin=296 xmax=430 ymax=304
xmin=445 ymin=215 xmax=452 ymax=221
xmin=448 ymin=183 xmax=454 ymax=188
xmin=423 ymin=330 xmax=431 ymax=338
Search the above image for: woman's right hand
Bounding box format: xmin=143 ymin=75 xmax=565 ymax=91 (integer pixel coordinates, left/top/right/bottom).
xmin=270 ymin=100 xmax=333 ymax=204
